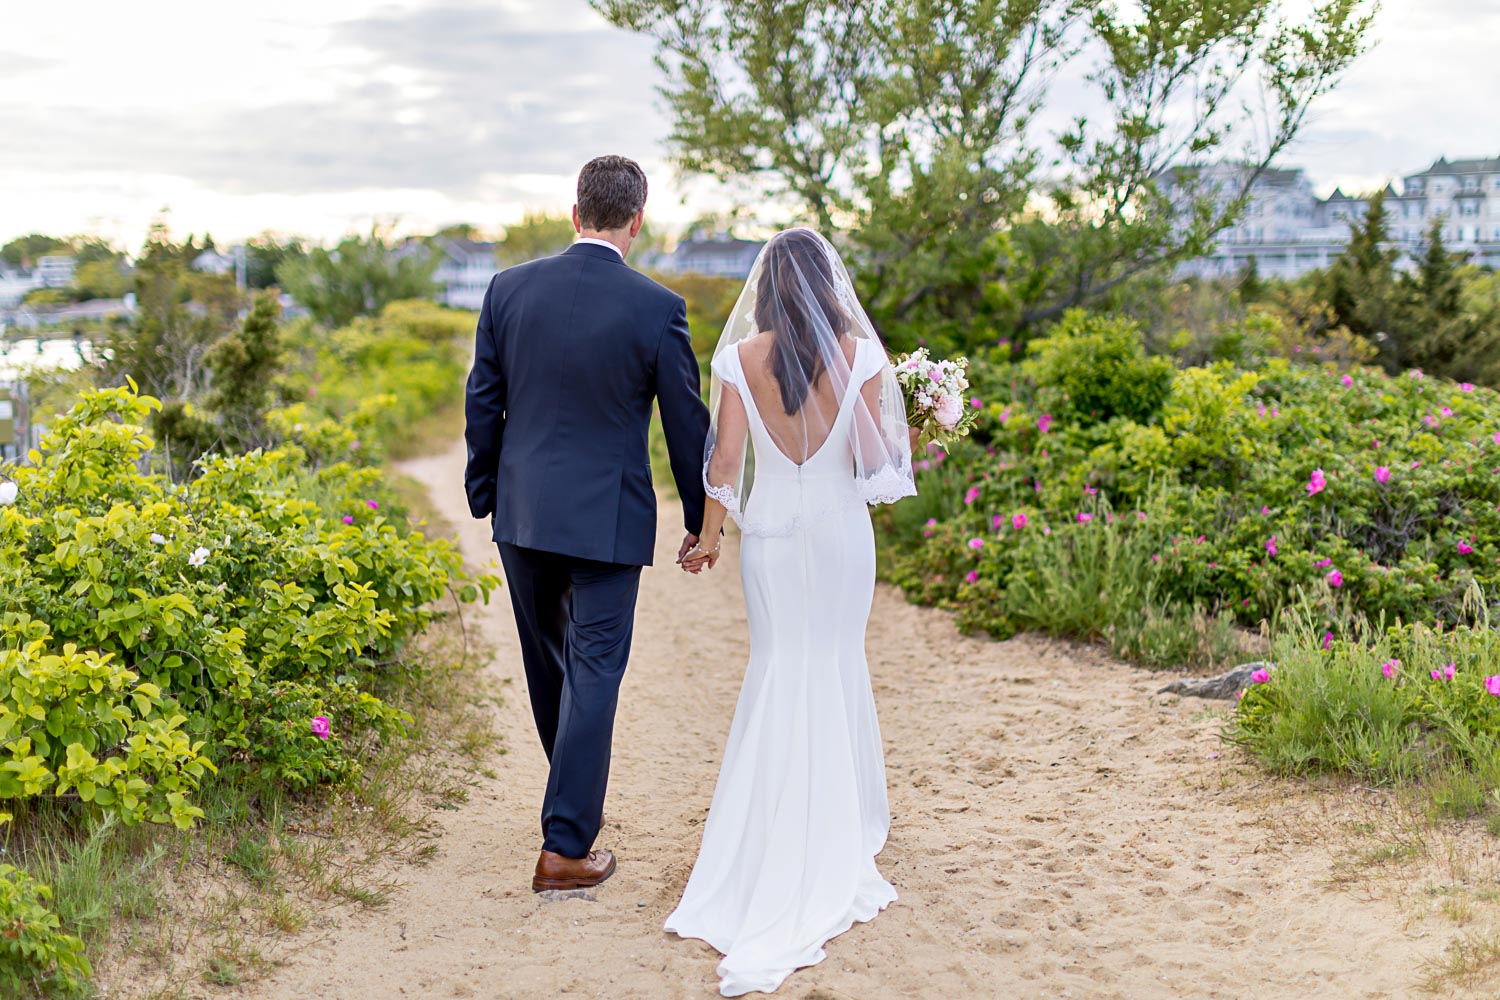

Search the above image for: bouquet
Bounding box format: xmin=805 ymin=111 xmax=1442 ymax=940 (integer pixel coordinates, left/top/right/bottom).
xmin=892 ymin=348 xmax=978 ymax=446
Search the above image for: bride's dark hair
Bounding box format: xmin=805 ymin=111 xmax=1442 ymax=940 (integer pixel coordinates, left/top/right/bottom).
xmin=754 ymin=229 xmax=851 ymax=415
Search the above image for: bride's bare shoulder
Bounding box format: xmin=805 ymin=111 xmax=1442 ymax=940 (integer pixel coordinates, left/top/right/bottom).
xmin=738 ymin=332 xmax=777 ymax=362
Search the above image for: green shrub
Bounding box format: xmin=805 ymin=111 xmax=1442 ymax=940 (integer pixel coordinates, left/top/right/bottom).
xmin=0 ymin=865 xmax=89 ymax=998
xmin=0 ymin=383 xmax=494 ymax=813
xmin=1230 ymin=598 xmax=1500 ymax=786
xmin=884 ymin=348 xmax=1500 ymax=647
xmin=0 ymin=638 xmax=212 ymax=830
xmin=1024 ymin=309 xmax=1175 ymax=424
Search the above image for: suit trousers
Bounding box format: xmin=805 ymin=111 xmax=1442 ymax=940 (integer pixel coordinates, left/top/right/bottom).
xmin=497 ymin=542 xmax=643 ymax=859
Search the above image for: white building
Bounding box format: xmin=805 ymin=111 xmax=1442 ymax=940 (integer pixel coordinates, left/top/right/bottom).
xmin=658 ymin=232 xmax=765 ymax=279
xmin=192 ymin=248 xmax=235 ymax=276
xmin=35 ymin=255 xmax=76 ymax=288
xmin=430 ymin=237 xmax=498 ymax=310
xmin=0 ymin=267 xmax=39 ymax=308
xmin=1164 ymin=155 xmax=1500 ymax=279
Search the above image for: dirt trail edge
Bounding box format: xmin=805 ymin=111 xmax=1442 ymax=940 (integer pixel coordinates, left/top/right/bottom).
xmin=247 ymin=433 xmax=1441 ymax=999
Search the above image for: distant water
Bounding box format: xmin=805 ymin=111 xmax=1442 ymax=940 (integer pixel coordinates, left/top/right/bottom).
xmin=0 ymin=338 xmax=93 ymax=380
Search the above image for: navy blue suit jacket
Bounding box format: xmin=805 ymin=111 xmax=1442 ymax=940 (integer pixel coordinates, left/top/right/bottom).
xmin=463 ymin=242 xmax=710 ymax=567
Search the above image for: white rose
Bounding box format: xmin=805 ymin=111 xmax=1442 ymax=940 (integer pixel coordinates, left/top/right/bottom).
xmin=0 ymin=482 xmax=15 ymax=505
xmin=188 ymin=546 xmax=210 ymax=567
xmin=934 ymin=394 xmax=964 ymax=429
xmin=150 ymin=533 xmax=167 ymax=545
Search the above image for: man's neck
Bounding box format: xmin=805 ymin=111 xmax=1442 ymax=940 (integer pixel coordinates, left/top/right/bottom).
xmin=578 ymin=231 xmax=630 ymax=258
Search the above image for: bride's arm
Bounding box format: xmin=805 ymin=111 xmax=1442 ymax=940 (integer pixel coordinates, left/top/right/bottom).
xmin=684 ymin=385 xmax=748 ymax=572
xmin=858 ymin=369 xmax=921 ymax=460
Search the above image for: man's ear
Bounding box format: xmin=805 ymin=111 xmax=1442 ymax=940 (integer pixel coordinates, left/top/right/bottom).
xmin=572 ymin=205 xmax=583 ymax=234
xmin=629 ymin=209 xmax=645 ymax=239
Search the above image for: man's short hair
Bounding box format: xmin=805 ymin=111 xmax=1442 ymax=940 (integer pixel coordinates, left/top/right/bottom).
xmin=576 ymin=156 xmax=648 ymax=231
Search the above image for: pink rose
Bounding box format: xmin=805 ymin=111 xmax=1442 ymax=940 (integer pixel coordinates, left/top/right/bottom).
xmin=1306 ymin=469 xmax=1327 ymax=496
xmin=1374 ymin=466 xmax=1390 ymax=484
xmin=1250 ymin=669 xmax=1270 ymax=684
xmin=1012 ymin=513 xmax=1028 ymax=530
xmin=1076 ymin=513 xmax=1093 ymax=523
xmin=1326 ymin=569 xmax=1343 ymax=588
xmin=965 ymin=570 xmax=979 ymax=584
xmin=1037 ymin=414 xmax=1053 ymax=435
xmin=935 ymin=394 xmax=964 ymax=430
xmin=1485 ymin=676 xmax=1500 ymax=697
xmin=311 ymin=716 xmax=331 ymax=740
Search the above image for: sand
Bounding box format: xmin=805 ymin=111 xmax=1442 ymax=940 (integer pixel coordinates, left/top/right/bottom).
xmin=244 ymin=434 xmax=1448 ymax=999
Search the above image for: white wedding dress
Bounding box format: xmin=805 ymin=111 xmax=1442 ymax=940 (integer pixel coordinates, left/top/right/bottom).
xmin=664 ymin=336 xmax=900 ymax=996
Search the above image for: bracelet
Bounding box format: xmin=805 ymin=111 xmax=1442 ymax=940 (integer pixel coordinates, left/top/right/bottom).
xmin=687 ymin=542 xmax=720 ymax=558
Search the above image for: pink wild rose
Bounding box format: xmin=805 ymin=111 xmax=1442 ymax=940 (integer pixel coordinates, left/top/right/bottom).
xmin=1485 ymin=676 xmax=1500 ymax=697
xmin=366 ymin=499 xmax=380 ymax=510
xmin=1458 ymin=540 xmax=1474 ymax=555
xmin=1012 ymin=513 xmax=1028 ymax=530
xmin=1037 ymin=414 xmax=1053 ymax=435
xmin=965 ymin=570 xmax=979 ymax=584
xmin=1306 ymin=469 xmax=1327 ymax=496
xmin=1266 ymin=536 xmax=1278 ymax=556
xmin=964 ymin=486 xmax=981 ymax=505
xmin=1077 ymin=513 xmax=1093 ymax=523
xmin=1374 ymin=466 xmax=1390 ymax=484
xmin=1381 ymin=660 xmax=1399 ymax=679
xmin=1327 ymin=569 xmax=1343 ymax=588
xmin=342 ymin=515 xmax=355 ymax=525
xmin=968 ymin=538 xmax=985 ymax=550
xmin=311 ymin=716 xmax=331 ymax=740
xmin=1341 ymin=374 xmax=1354 ymax=387
xmin=1250 ymin=669 xmax=1271 ymax=684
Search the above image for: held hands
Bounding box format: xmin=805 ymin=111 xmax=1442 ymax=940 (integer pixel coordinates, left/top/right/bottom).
xmin=677 ymin=533 xmax=720 ymax=574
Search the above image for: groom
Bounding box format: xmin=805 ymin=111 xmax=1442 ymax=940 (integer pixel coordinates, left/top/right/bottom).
xmin=464 ymin=155 xmax=711 ymax=892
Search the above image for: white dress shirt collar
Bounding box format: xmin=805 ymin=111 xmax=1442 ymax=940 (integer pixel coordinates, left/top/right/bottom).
xmin=574 ymin=237 xmax=625 ymax=260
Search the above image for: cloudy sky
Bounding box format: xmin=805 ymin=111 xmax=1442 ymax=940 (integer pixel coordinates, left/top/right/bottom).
xmin=1 ymin=0 xmax=1496 ymax=249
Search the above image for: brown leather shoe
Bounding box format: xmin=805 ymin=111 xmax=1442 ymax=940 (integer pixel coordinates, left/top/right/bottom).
xmin=532 ymin=849 xmax=616 ymax=892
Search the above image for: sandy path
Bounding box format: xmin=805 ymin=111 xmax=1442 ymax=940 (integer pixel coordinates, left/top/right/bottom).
xmin=247 ymin=435 xmax=1443 ymax=999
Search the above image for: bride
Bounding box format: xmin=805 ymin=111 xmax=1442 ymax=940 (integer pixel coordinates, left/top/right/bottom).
xmin=668 ymin=228 xmax=917 ymax=996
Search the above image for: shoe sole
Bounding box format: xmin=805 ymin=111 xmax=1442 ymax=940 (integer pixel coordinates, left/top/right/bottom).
xmin=532 ymin=855 xmax=617 ymax=893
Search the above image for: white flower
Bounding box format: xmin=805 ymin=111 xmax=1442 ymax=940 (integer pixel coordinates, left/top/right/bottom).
xmin=188 ymin=546 xmax=210 ymax=567
xmin=0 ymin=482 xmax=15 ymax=506
xmin=149 ymin=533 xmax=167 ymax=545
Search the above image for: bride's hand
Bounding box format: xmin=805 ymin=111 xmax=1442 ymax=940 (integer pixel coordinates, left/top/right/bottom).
xmin=680 ymin=541 xmax=720 ymax=574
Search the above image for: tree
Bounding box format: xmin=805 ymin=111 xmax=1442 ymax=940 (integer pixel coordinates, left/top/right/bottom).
xmin=103 ymin=223 xmax=241 ymax=400
xmin=496 ymin=213 xmax=576 ymax=267
xmin=1 ymin=234 xmax=69 ymax=267
xmin=275 ymin=226 xmax=436 ymax=327
xmin=203 ymin=291 xmax=284 ymax=448
xmin=1312 ymin=189 xmax=1402 ymax=358
xmin=593 ymin=0 xmax=1375 ymax=349
xmin=70 ymin=259 xmax=133 ymax=301
xmin=244 ymin=234 xmax=308 ymax=289
xmin=1395 ymin=222 xmax=1500 ymax=382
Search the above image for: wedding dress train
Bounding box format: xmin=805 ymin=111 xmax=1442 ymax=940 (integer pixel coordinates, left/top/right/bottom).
xmin=664 ymin=338 xmax=898 ymax=996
